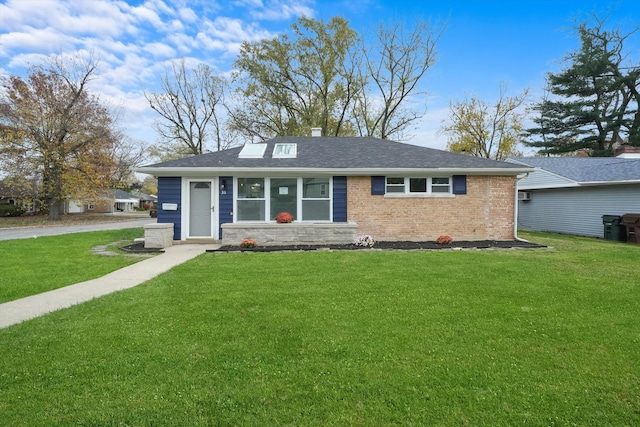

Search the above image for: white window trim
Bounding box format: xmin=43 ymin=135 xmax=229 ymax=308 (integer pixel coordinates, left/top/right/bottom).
xmin=384 ymin=176 xmax=454 ymax=198
xmin=234 ymin=177 xmax=333 ymax=223
xmin=235 ymin=178 xmax=267 ymax=222
xmin=181 ymin=178 xmax=219 ymax=240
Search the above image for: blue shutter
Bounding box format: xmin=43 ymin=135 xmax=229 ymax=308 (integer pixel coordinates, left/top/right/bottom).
xmin=218 ymin=176 xmax=233 ymax=238
xmin=157 ymin=177 xmax=182 ymax=240
xmin=453 ymin=175 xmax=467 ymax=195
xmin=332 ymin=176 xmax=347 ymax=222
xmin=371 ymin=176 xmax=385 ymax=195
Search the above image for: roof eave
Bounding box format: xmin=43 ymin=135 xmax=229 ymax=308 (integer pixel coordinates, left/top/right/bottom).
xmin=519 ymin=179 xmax=640 ymax=190
xmin=578 ymin=179 xmax=640 ymax=187
xmin=134 ymin=166 xmax=535 ymax=176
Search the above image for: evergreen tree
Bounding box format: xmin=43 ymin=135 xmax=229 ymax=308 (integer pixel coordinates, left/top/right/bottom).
xmin=524 ymin=17 xmax=640 ymax=156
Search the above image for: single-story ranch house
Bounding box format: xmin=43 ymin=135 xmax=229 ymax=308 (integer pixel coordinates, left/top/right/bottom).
xmin=136 ymin=135 xmax=534 ymax=245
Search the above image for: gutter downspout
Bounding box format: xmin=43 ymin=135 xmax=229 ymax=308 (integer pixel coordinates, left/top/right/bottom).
xmin=514 ymin=172 xmax=530 ymax=241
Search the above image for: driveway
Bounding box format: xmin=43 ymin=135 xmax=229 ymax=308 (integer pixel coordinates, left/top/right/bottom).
xmin=0 ymin=218 xmax=156 ymax=241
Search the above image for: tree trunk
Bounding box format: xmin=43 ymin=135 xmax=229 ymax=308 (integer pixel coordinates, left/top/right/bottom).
xmin=47 ymin=199 xmax=64 ymax=220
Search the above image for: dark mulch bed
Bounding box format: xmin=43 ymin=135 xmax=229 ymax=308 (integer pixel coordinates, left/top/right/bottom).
xmin=120 ymin=242 xmax=165 ymax=253
xmin=209 ymin=240 xmax=546 ymax=253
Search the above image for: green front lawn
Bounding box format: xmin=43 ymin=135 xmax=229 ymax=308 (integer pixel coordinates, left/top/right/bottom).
xmin=0 ymin=228 xmax=145 ymax=303
xmin=1 ymin=232 xmax=639 ymax=425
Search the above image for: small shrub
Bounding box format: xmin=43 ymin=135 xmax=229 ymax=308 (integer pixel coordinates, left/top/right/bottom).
xmin=0 ymin=204 xmax=26 ymax=217
xmin=239 ymin=238 xmax=257 ymax=248
xmin=436 ymin=235 xmax=453 ymax=245
xmin=354 ymin=234 xmax=376 ymax=247
xmin=275 ymin=212 xmax=294 ymax=223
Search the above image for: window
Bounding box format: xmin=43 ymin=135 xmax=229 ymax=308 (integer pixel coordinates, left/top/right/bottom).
xmin=385 ymin=177 xmax=451 ymax=195
xmin=431 ymin=177 xmax=451 ymax=193
xmin=235 ymin=177 xmax=332 ymax=222
xmin=386 ymin=177 xmax=405 ymax=193
xmin=237 ymin=178 xmax=265 ymax=220
xmin=270 ymin=178 xmax=297 ymax=220
xmin=238 ymin=143 xmax=267 ymax=158
xmin=272 ymin=143 xmax=297 ymax=158
xmin=302 ymin=178 xmax=330 ymax=221
xmin=409 ymin=178 xmax=427 ymax=193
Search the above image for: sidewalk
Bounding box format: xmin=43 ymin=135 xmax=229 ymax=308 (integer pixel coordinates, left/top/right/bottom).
xmin=0 ymin=218 xmax=154 ymax=241
xmin=0 ymin=244 xmax=217 ymax=329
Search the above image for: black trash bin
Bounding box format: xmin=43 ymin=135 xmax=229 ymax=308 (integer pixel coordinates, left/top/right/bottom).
xmin=602 ymin=215 xmax=626 ymax=242
xmin=621 ymin=213 xmax=640 ymax=244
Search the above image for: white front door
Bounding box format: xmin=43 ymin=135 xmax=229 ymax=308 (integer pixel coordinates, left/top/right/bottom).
xmin=189 ymin=181 xmax=214 ymax=238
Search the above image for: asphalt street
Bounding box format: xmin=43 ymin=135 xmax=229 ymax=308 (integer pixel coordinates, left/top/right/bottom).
xmin=0 ymin=218 xmax=155 ymax=241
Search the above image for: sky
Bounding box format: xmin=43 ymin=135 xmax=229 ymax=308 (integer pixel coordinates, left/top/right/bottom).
xmin=1 ymin=0 xmax=638 ymax=153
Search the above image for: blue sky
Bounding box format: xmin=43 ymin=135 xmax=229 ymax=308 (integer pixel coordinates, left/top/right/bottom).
xmin=1 ymin=0 xmax=638 ymax=151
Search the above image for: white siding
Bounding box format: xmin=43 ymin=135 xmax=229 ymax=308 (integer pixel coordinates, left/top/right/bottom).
xmin=518 ymin=184 xmax=640 ymax=238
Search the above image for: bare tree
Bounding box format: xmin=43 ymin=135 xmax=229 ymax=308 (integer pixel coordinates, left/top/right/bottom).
xmin=355 ymin=19 xmax=444 ymax=140
xmin=145 ymin=59 xmax=229 ymax=158
xmin=109 ymin=134 xmax=149 ymax=188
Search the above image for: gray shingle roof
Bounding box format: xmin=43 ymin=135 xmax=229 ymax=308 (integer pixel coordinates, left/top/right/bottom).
xmin=114 ymin=189 xmax=138 ymax=200
xmin=141 ymin=137 xmax=528 ymax=171
xmin=511 ymin=157 xmax=640 ymax=182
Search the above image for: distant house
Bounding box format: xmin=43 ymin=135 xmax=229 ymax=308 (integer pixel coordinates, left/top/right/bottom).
xmin=136 ymin=135 xmax=533 ymax=244
xmin=0 ymin=180 xmax=39 ymax=214
xmin=510 ymin=150 xmax=640 ymax=238
xmin=137 ymin=193 xmax=157 ymax=210
xmin=66 ymin=190 xmax=140 ymax=214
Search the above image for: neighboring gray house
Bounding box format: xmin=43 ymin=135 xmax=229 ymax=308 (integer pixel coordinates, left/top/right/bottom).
xmin=509 ymin=156 xmax=640 ymax=238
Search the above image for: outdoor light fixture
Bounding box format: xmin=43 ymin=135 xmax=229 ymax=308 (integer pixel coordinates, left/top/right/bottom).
xmin=220 ymin=179 xmax=227 ymax=194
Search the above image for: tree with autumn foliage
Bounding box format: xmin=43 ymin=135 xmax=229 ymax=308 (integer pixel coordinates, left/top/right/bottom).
xmin=441 ymin=85 xmax=528 ymax=160
xmin=0 ymin=56 xmax=117 ymax=219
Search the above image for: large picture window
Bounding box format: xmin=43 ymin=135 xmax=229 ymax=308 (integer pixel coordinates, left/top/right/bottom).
xmin=235 ymin=177 xmax=332 ymax=222
xmin=270 ymin=178 xmax=297 ymax=220
xmin=386 ymin=177 xmax=451 ymax=195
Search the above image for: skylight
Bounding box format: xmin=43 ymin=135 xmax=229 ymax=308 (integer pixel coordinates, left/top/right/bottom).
xmin=238 ymin=143 xmax=267 ymax=158
xmin=273 ymin=143 xmax=297 ymax=158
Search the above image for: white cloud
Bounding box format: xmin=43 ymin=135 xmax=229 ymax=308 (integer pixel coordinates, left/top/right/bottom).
xmin=144 ymin=42 xmax=177 ymax=58
xmin=127 ymin=2 xmax=167 ymax=30
xmin=0 ymin=0 xmax=324 ymax=147
xmin=0 ymin=27 xmax=76 ymax=58
xmin=166 ymin=32 xmax=199 ymax=54
xmin=178 ymin=7 xmax=198 ymax=23
xmin=249 ymin=0 xmax=314 ymax=21
xmin=4 ymin=52 xmax=52 ymax=70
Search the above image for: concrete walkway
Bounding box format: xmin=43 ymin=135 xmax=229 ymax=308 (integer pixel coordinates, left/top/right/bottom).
xmin=0 ymin=244 xmax=217 ymax=329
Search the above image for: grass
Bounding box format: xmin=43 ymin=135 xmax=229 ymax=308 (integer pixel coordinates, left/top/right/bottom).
xmin=0 ymin=231 xmax=639 ymax=425
xmin=0 ymin=228 xmax=146 ymax=303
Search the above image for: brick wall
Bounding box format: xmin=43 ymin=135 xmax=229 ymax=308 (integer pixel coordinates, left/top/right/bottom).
xmin=347 ymin=175 xmax=516 ymax=241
